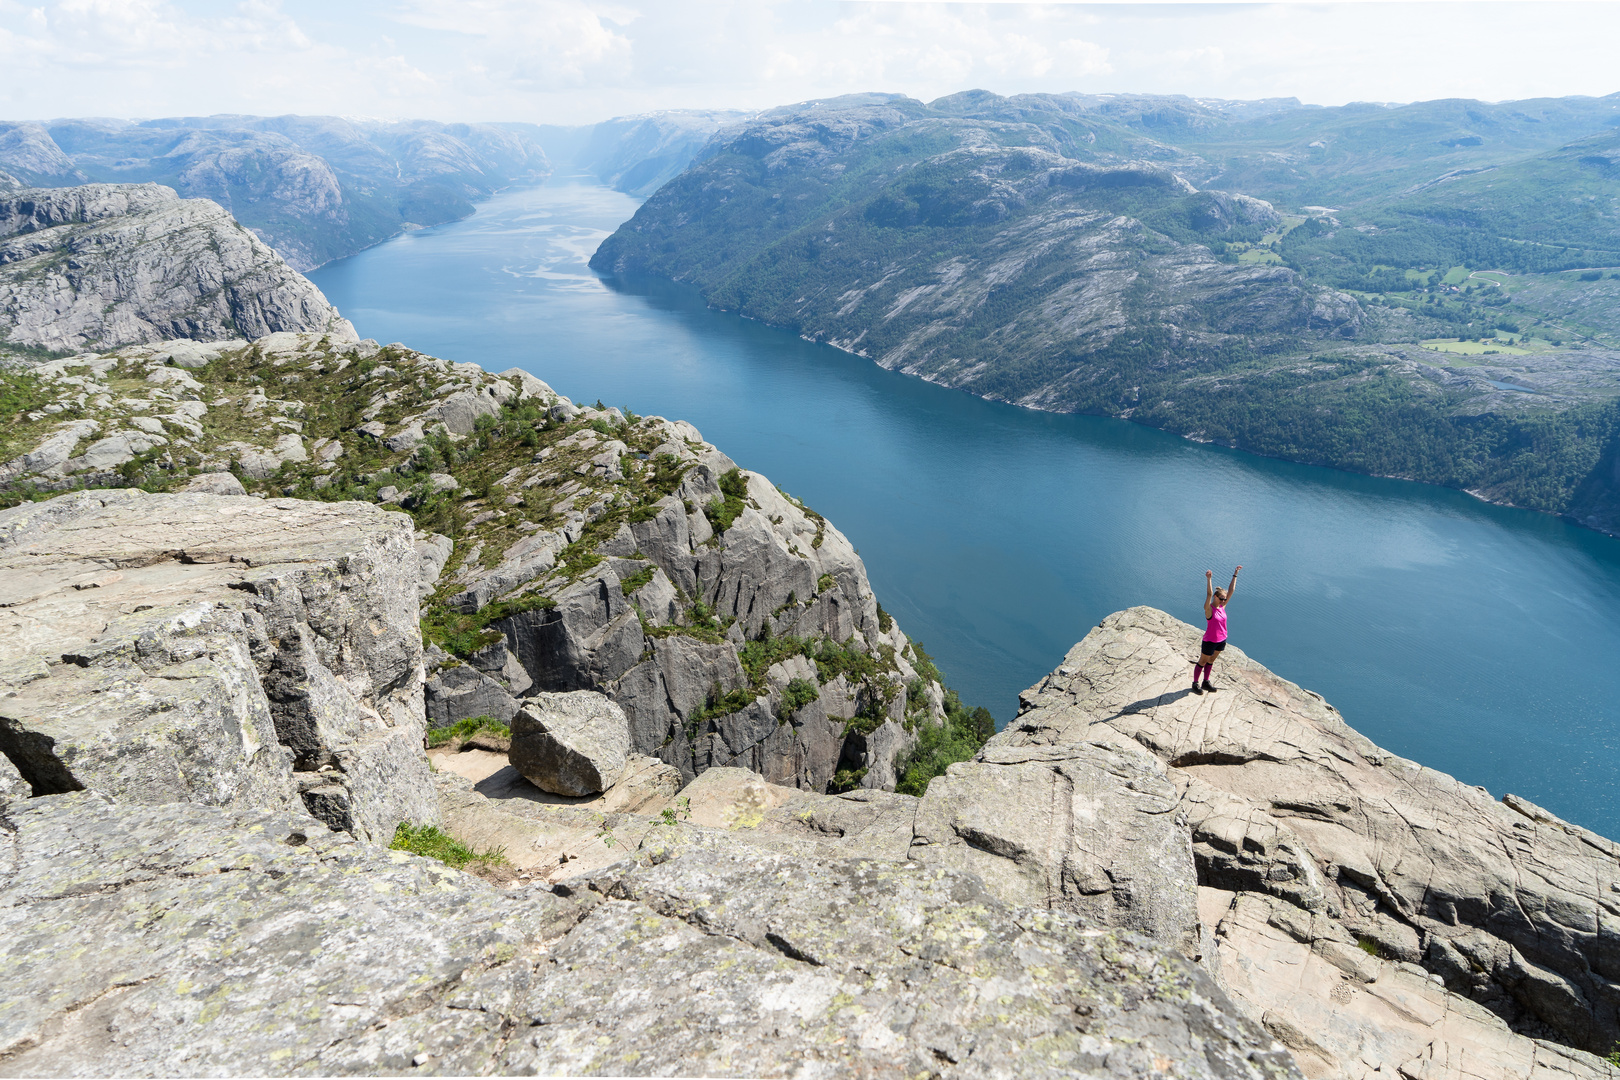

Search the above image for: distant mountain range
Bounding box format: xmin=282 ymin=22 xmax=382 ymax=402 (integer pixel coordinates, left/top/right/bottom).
xmin=0 ymin=110 xmax=750 ymax=271
xmin=592 ymin=90 xmax=1620 ymax=534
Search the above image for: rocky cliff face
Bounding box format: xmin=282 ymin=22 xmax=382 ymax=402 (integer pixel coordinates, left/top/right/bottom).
xmin=0 ymin=488 xmax=1296 ymax=1078
xmin=1001 ymin=607 xmax=1620 ymax=1077
xmin=568 ymin=109 xmax=753 ymax=196
xmin=0 ymin=488 xmax=433 ymax=842
xmin=0 ymin=184 xmax=353 ymax=352
xmin=590 ymin=97 xmax=1363 ymax=416
xmin=3 ymin=467 xmax=1618 ymax=1076
xmin=0 ymin=331 xmax=945 ymax=795
xmin=428 ymin=604 xmax=1620 ymax=1078
xmin=588 ymin=92 xmax=1620 ymax=536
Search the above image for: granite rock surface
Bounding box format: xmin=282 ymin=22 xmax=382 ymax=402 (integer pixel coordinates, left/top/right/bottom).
xmin=0 ymin=488 xmax=435 ymax=842
xmin=0 ymin=184 xmax=353 ymax=352
xmin=998 ymin=607 xmax=1620 ymax=1077
xmin=0 ymin=330 xmax=941 ymax=798
xmin=509 ymin=690 xmax=632 ymax=796
xmin=0 ymin=788 xmax=1300 ymax=1079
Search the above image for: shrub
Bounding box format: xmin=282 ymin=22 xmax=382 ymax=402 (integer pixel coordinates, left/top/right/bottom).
xmin=780 ymin=677 xmax=820 ymax=719
xmin=558 ymin=538 xmax=604 ymax=577
xmin=649 ymin=453 xmax=688 ymax=495
xmin=620 ymin=565 xmax=656 ymax=595
xmin=738 ymin=634 xmax=814 ymax=686
xmin=688 ymin=684 xmax=759 ymax=726
xmin=811 ymin=636 xmax=885 ymax=686
xmin=828 ymin=767 xmax=867 ymax=794
xmin=421 ymin=590 xmax=555 ymax=658
xmin=893 ymin=690 xmax=996 ymax=797
xmin=906 ymin=638 xmax=942 ymax=685
xmin=704 ymin=468 xmax=749 ymax=533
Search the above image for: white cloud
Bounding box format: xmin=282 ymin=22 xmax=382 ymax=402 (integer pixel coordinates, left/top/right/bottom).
xmin=0 ymin=1 xmax=1614 ymax=124
xmin=391 ymin=0 xmax=635 ymax=89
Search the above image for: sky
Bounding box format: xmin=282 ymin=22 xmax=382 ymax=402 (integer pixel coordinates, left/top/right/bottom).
xmin=1 ymin=0 xmax=1617 ymax=124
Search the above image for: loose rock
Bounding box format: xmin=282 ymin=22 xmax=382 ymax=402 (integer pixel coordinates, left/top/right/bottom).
xmin=509 ymin=690 xmax=631 ymax=796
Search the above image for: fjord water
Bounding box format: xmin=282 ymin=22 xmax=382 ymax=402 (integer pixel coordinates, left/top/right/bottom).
xmin=311 ymin=178 xmax=1620 ymax=836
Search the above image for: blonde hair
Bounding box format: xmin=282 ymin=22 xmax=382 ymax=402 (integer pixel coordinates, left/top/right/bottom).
xmin=1213 ymin=588 xmax=1228 ymax=602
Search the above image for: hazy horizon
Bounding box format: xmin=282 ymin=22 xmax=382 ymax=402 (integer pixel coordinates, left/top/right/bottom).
xmin=2 ymin=2 xmax=1617 ymax=127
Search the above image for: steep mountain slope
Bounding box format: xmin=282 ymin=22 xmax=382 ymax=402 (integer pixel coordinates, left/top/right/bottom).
xmin=592 ymin=92 xmax=1620 ymax=532
xmin=0 ymin=117 xmax=553 ymax=270
xmin=0 ymin=184 xmax=352 ymax=352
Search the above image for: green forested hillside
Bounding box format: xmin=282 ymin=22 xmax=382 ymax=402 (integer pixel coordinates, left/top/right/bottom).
xmin=591 ymin=91 xmax=1620 ymax=534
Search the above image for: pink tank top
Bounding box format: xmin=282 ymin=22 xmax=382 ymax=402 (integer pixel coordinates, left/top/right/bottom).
xmin=1204 ymin=605 xmax=1227 ymax=643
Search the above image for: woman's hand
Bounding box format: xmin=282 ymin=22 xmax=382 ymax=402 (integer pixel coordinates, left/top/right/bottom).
xmin=1206 ymin=570 xmax=1213 ymax=580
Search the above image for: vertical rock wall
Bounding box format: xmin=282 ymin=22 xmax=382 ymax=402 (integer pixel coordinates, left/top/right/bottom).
xmin=0 ymin=489 xmax=436 ymax=842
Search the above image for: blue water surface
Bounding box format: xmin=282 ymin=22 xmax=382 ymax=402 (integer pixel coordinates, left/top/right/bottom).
xmin=311 ymin=178 xmax=1620 ymax=836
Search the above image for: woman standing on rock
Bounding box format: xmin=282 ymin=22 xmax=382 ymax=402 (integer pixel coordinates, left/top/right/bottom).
xmin=1193 ymin=566 xmax=1240 ymax=694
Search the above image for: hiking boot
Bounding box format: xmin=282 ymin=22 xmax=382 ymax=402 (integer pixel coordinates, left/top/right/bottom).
xmin=1190 ymin=683 xmax=1204 ymax=695
xmin=1202 ymin=680 xmax=1216 ymax=692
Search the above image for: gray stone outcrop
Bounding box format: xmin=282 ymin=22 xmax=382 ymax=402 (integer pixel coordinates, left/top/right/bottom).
xmin=0 ymin=488 xmax=435 ymax=843
xmin=0 ymin=183 xmax=354 ymax=352
xmin=0 ymin=788 xmax=1299 ymax=1078
xmin=509 ymin=691 xmax=631 ymax=796
xmin=0 ymin=324 xmax=937 ymax=799
xmin=998 ymin=606 xmax=1620 ymax=1076
xmin=909 ymin=740 xmax=1199 ymax=955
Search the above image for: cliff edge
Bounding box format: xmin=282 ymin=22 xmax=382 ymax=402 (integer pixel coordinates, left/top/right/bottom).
xmin=1001 ymin=607 xmax=1620 ymax=1077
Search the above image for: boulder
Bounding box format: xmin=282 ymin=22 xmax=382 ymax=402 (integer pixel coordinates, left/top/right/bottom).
xmin=498 ymin=367 xmax=556 ymax=402
xmin=0 ymin=489 xmax=434 ymax=842
xmin=509 ymin=691 xmax=630 ymax=796
xmin=424 ymin=385 xmax=505 ymax=435
xmin=0 ymin=419 xmax=98 ymax=479
xmin=181 ymin=470 xmax=247 ymax=495
xmin=0 ymin=789 xmax=1299 ymax=1078
xmin=413 ymin=530 xmax=453 ymax=596
xmin=383 ymin=419 xmax=426 ymax=452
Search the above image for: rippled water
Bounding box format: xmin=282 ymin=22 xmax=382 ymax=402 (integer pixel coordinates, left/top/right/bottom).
xmin=311 ymin=177 xmax=1620 ymax=836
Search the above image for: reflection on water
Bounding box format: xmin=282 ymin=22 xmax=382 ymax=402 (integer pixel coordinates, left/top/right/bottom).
xmin=312 ymin=177 xmax=1620 ymax=836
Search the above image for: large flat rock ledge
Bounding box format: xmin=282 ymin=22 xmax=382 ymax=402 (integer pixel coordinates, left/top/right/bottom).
xmin=0 ymin=790 xmax=1298 ymax=1078
xmin=0 ymin=489 xmax=436 ymax=842
xmin=999 ymin=606 xmax=1620 ymax=1078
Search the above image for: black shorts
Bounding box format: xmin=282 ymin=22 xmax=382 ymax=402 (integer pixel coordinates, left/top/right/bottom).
xmin=1200 ymin=639 xmax=1227 ymax=655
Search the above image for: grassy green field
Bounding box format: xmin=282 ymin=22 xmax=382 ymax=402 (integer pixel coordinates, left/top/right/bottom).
xmin=1420 ymin=338 xmax=1533 ymax=356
